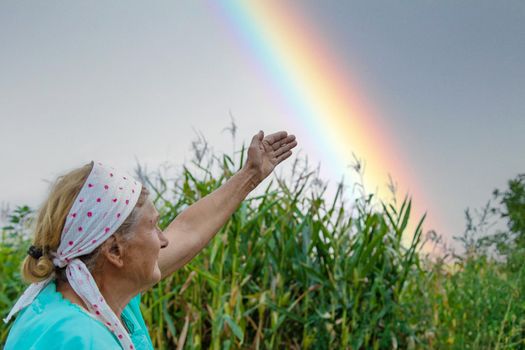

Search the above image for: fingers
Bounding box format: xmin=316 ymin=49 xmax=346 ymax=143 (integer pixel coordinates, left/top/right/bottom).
xmin=275 ymin=150 xmax=293 ymax=164
xmin=274 ymin=139 xmax=298 ymax=157
xmin=264 ymin=131 xmax=288 ymax=149
xmin=264 ymin=131 xmax=288 ymax=143
xmin=266 ymin=132 xmax=296 ymax=151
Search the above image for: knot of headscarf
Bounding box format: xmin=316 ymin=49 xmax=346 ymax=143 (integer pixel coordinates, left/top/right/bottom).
xmin=4 ymin=161 xmax=142 ymax=350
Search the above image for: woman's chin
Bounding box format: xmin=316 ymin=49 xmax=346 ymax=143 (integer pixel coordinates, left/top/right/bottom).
xmin=150 ymin=265 xmax=162 ymax=285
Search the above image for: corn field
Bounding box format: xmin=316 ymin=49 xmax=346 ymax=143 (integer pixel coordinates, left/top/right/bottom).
xmin=1 ymin=146 xmax=524 ymax=349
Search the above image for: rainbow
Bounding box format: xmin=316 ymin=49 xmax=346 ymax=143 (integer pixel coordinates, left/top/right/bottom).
xmin=212 ymin=1 xmax=443 ymax=236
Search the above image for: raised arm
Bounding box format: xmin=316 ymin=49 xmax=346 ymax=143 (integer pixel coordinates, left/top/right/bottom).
xmin=157 ymin=130 xmax=297 ymax=278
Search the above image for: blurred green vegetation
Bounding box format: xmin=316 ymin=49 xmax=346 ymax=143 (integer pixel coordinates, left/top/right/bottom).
xmin=1 ymin=142 xmax=523 ymax=349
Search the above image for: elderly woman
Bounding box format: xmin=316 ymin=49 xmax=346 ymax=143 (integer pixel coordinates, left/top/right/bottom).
xmin=3 ymin=131 xmax=297 ymax=349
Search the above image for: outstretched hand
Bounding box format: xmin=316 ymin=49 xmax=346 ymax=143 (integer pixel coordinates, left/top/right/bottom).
xmin=244 ymin=130 xmax=298 ymax=185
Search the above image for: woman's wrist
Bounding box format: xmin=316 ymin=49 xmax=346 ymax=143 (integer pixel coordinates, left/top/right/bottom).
xmin=239 ymin=164 xmax=262 ymax=193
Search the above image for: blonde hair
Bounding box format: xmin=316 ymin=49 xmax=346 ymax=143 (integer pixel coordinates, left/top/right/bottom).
xmin=21 ymin=162 xmax=150 ymax=283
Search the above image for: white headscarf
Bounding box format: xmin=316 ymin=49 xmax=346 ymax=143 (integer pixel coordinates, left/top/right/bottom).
xmin=4 ymin=161 xmax=142 ymax=350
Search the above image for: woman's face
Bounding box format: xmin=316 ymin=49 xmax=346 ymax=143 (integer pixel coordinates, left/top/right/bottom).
xmin=122 ymin=200 xmax=168 ymax=289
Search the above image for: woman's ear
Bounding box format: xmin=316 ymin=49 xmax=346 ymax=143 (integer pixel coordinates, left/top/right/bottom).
xmin=100 ymin=235 xmax=125 ymax=268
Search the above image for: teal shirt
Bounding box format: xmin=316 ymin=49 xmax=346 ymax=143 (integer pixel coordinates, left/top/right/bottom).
xmin=5 ymin=281 xmax=154 ymax=350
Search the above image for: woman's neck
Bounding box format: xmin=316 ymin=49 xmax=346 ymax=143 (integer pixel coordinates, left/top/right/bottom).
xmin=56 ymin=279 xmax=89 ymax=310
xmin=55 ymin=275 xmax=134 ymax=321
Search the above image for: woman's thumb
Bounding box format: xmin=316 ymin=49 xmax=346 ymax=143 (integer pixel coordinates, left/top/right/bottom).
xmin=253 ymin=130 xmax=264 ymax=143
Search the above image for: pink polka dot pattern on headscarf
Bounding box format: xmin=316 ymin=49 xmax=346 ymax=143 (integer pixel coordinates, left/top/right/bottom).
xmin=3 ymin=161 xmax=142 ymax=350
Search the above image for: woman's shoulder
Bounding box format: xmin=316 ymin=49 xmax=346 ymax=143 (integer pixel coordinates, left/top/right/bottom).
xmin=5 ymin=306 xmax=120 ymax=350
xmin=5 ymin=306 xmax=121 ymax=350
xmin=4 ymin=282 xmax=120 ymax=349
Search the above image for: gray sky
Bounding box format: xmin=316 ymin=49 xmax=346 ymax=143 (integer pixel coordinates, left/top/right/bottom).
xmin=1 ymin=1 xmax=523 ymax=248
